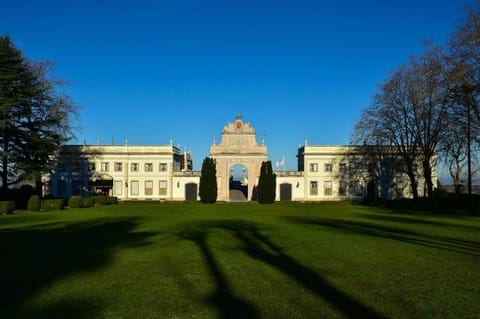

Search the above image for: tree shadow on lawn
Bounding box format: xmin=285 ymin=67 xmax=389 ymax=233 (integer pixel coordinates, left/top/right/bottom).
xmin=0 ymin=217 xmax=155 ymax=318
xmin=284 ymin=217 xmax=480 ymax=257
xmin=177 ymin=222 xmax=259 ymax=319
xmin=176 ymin=220 xmax=386 ymax=319
xmin=355 ymin=213 xmax=480 ymax=232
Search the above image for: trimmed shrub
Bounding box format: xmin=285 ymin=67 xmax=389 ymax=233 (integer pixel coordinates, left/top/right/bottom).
xmin=0 ymin=185 xmax=36 ymax=210
xmin=27 ymin=195 xmax=41 ymax=212
xmin=41 ymin=199 xmax=65 ymax=211
xmin=0 ymin=201 xmax=16 ymax=215
xmin=199 ymin=157 xmax=217 ymax=203
xmin=68 ymin=196 xmax=83 ymax=208
xmin=257 ymin=161 xmax=276 ymax=204
xmin=95 ymin=196 xmax=118 ymax=205
xmin=83 ymin=197 xmax=95 ymax=208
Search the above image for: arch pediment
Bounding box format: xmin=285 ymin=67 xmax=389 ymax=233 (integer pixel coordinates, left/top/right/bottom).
xmin=222 ymin=116 xmax=256 ymax=134
xmin=211 ymin=115 xmax=267 ymax=156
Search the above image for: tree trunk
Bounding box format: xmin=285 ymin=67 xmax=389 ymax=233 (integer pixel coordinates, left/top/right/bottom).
xmin=406 ymin=165 xmax=419 ymax=200
xmin=423 ymin=160 xmax=434 ymax=199
xmin=1 ymin=134 xmax=8 ymax=192
xmin=35 ymin=178 xmax=43 ymax=197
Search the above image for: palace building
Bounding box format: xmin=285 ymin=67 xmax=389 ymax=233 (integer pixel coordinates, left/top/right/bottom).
xmin=44 ymin=115 xmax=434 ymax=201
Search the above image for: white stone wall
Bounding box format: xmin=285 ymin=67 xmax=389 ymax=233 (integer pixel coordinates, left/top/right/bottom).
xmin=297 ymin=145 xmax=437 ymax=200
xmin=275 ymin=175 xmax=304 ymax=201
xmin=45 ymin=144 xmax=185 ymax=200
xmin=172 ymin=175 xmax=200 ymax=200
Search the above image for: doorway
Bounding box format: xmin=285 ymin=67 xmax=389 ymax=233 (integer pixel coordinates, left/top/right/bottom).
xmin=280 ymin=183 xmax=292 ymax=201
xmin=229 ymin=164 xmax=248 ymax=202
xmin=185 ymin=183 xmax=198 ymax=201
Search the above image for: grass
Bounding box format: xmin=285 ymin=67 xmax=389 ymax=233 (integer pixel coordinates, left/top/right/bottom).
xmin=0 ymin=202 xmax=479 ymax=318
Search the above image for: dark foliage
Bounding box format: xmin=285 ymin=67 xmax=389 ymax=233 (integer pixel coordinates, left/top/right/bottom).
xmin=0 ymin=35 xmax=77 ymax=194
xmin=83 ymin=197 xmax=95 ymax=208
xmin=199 ymin=157 xmax=217 ymax=203
xmin=68 ymin=196 xmax=83 ymax=208
xmin=41 ymin=199 xmax=65 ymax=210
xmin=257 ymin=161 xmax=276 ymax=204
xmin=0 ymin=201 xmax=15 ymax=214
xmin=0 ymin=185 xmax=36 ymax=209
xmin=95 ymin=196 xmax=118 ymax=205
xmin=27 ymin=195 xmax=41 ymax=212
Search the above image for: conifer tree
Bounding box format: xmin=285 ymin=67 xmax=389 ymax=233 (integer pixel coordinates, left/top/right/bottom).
xmin=199 ymin=157 xmax=217 ymax=203
xmin=0 ymin=35 xmax=77 ymax=195
xmin=257 ymin=161 xmax=276 ymax=203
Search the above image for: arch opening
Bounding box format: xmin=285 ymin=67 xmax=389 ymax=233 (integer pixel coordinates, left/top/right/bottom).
xmin=229 ymin=164 xmax=248 ymax=202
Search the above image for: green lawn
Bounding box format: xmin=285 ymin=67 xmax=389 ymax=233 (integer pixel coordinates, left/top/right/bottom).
xmin=1 ymin=202 xmax=479 ymax=318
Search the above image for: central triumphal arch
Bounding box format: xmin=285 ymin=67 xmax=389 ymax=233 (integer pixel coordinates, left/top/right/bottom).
xmin=210 ymin=115 xmax=268 ymax=201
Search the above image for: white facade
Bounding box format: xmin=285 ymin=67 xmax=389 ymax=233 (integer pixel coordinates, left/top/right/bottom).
xmin=45 ymin=116 xmax=435 ymax=201
xmin=44 ymin=143 xmax=198 ymax=201
xmin=294 ymin=145 xmax=435 ymax=201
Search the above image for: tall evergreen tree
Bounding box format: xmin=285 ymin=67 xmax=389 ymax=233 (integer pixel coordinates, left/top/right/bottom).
xmin=0 ymin=36 xmax=77 ymax=195
xmin=257 ymin=161 xmax=276 ymax=204
xmin=199 ymin=157 xmax=217 ymax=203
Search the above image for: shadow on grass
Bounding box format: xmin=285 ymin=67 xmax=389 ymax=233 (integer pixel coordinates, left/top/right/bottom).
xmin=356 ymin=213 xmax=480 ymax=232
xmin=285 ymin=216 xmax=480 ymax=257
xmin=16 ymin=297 xmax=104 ymax=319
xmin=177 ymin=222 xmax=258 ymax=319
xmin=176 ymin=220 xmax=385 ymax=319
xmin=0 ymin=218 xmax=155 ymax=318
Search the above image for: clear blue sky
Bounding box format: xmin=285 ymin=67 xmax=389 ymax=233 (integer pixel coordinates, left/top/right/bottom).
xmin=1 ymin=0 xmax=475 ymax=171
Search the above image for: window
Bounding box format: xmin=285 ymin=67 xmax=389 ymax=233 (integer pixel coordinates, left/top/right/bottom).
xmin=131 ymin=180 xmax=139 ymax=195
xmin=395 ymin=181 xmax=404 ymax=198
xmin=159 ymin=163 xmax=167 ymax=172
xmin=114 ymin=162 xmax=122 ymax=172
xmin=324 ymin=163 xmax=332 ymax=172
xmin=101 ymin=162 xmax=109 ymax=172
xmin=88 ymin=163 xmax=96 ymax=172
xmin=354 ymin=182 xmax=363 ymax=196
xmin=131 ymin=163 xmax=139 ymax=172
xmin=159 ymin=180 xmax=167 ymax=196
xmin=174 ymin=162 xmax=181 ymax=171
xmin=309 ymin=163 xmax=318 ymax=172
xmin=145 ymin=180 xmax=153 ymax=195
xmin=339 ymin=163 xmax=347 ymax=174
xmin=145 ymin=163 xmax=153 ymax=172
xmin=310 ymin=181 xmax=318 ymax=195
xmin=114 ymin=180 xmax=123 ymax=196
xmin=324 ymin=181 xmax=332 ymax=195
xmin=339 ymin=181 xmax=347 ymax=196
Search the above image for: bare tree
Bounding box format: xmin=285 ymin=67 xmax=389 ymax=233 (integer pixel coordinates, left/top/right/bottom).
xmin=353 ymin=46 xmax=450 ymax=200
xmin=353 ymin=66 xmax=421 ymax=200
xmin=409 ymin=46 xmax=451 ymax=199
xmin=447 ymin=2 xmax=480 ymax=195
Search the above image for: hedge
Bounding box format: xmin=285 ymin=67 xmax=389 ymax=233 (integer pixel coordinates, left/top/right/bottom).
xmin=95 ymin=196 xmax=118 ymax=205
xmin=41 ymin=199 xmax=65 ymax=211
xmin=83 ymin=197 xmax=95 ymax=207
xmin=27 ymin=195 xmax=41 ymax=212
xmin=0 ymin=201 xmax=16 ymax=215
xmin=68 ymin=196 xmax=83 ymax=208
